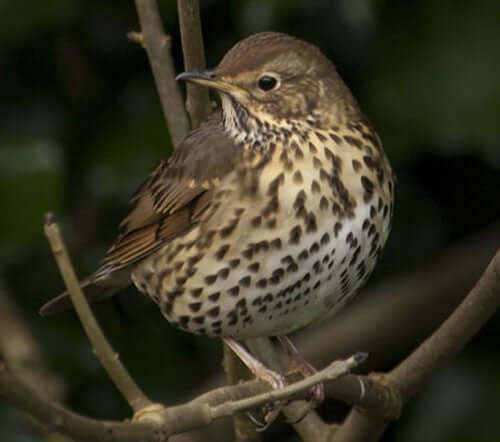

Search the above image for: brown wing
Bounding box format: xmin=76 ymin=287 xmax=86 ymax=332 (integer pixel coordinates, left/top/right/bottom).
xmin=93 ymin=120 xmax=239 ymax=278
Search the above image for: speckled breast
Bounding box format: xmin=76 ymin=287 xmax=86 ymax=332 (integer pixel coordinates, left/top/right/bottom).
xmin=132 ymin=127 xmax=393 ymax=339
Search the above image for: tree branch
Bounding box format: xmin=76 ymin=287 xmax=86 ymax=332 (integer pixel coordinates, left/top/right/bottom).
xmin=333 ymin=247 xmax=500 ymax=442
xmin=132 ymin=0 xmax=190 ymax=147
xmin=0 ymin=350 xmax=363 ymax=441
xmin=177 ymin=0 xmax=210 ymax=128
xmin=43 ymin=213 xmax=154 ymax=413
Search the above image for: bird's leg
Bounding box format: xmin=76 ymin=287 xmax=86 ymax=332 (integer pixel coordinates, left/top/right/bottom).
xmin=223 ymin=337 xmax=285 ymax=429
xmin=223 ymin=337 xmax=286 ymax=389
xmin=277 ymin=335 xmax=324 ymax=415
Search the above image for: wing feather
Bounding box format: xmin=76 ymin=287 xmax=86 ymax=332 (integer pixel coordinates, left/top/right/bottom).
xmin=93 ymin=121 xmax=238 ymax=277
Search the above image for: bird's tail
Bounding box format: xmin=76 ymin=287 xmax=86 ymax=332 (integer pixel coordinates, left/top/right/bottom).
xmin=39 ymin=272 xmax=130 ymax=316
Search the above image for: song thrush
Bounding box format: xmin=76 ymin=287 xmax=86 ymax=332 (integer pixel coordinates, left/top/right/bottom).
xmin=41 ymin=31 xmax=394 ymax=406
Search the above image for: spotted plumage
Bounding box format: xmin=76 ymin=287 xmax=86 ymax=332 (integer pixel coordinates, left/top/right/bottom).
xmin=41 ymin=32 xmax=394 ymax=354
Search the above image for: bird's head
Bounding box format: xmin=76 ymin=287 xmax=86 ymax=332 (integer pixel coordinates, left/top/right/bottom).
xmin=177 ymin=32 xmax=360 ymax=138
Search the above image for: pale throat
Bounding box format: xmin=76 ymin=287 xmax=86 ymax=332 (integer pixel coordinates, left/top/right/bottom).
xmin=220 ymin=93 xmax=308 ymax=148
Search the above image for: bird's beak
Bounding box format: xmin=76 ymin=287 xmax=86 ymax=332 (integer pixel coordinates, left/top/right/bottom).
xmin=176 ymin=69 xmax=242 ymax=94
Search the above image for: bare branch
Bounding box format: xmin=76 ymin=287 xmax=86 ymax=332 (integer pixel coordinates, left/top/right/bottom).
xmin=212 ymin=355 xmax=362 ymax=419
xmin=177 ymin=0 xmax=210 ymax=128
xmin=0 ymin=347 xmax=365 ymax=441
xmin=333 ymin=247 xmax=500 ymax=442
xmin=43 ymin=213 xmax=153 ymax=413
xmin=133 ymin=0 xmax=190 ymax=147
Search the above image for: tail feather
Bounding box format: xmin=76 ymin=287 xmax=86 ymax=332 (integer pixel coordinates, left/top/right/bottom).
xmin=39 ymin=275 xmax=129 ymax=316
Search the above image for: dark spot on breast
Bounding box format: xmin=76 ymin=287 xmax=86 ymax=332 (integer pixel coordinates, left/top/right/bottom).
xmin=316 ymin=131 xmax=327 ymax=142
xmin=294 ymin=190 xmax=307 ymax=211
xmin=208 ymin=292 xmax=221 ymax=302
xmin=251 ymin=216 xmax=262 ymax=227
xmin=190 ymin=288 xmax=203 ymax=298
xmin=256 ymin=278 xmax=267 ymax=289
xmin=267 ymin=218 xmax=277 ymax=228
xmin=215 ymin=244 xmax=230 ymax=261
xmin=305 ymin=212 xmax=317 ymax=233
xmin=269 ymin=268 xmax=285 ymax=285
xmin=334 ymin=222 xmax=343 ymax=237
xmin=262 ymin=195 xmax=280 ymax=217
xmin=264 ymin=293 xmax=274 ymax=303
xmin=239 ymin=276 xmax=251 ymax=287
xmin=193 ymin=316 xmax=205 ymax=324
xmin=329 ymin=133 xmax=342 ymax=144
xmin=270 ymin=238 xmax=282 ymax=249
xmin=320 ymin=168 xmax=331 ymax=183
xmin=343 ymin=135 xmax=363 ymax=149
xmin=308 ymin=141 xmax=318 ymax=154
xmin=205 ymin=274 xmax=217 ymax=285
xmin=320 ymin=233 xmax=330 ymax=245
xmin=268 ymin=173 xmax=284 ymax=196
xmin=218 ymin=267 xmax=230 ymax=280
xmin=289 ymin=225 xmax=302 ymax=244
xmin=298 ymin=249 xmax=309 ymax=261
xmin=252 ymin=296 xmax=262 ymax=306
xmin=361 ymin=176 xmax=374 ymax=203
xmin=220 ymin=221 xmax=237 ymax=238
xmin=207 ymin=306 xmax=220 ymax=317
xmin=352 ymin=159 xmax=362 ymax=172
xmin=188 ymin=302 xmax=202 ymax=313
xmin=310 ymin=242 xmax=320 ymax=254
xmin=242 ymin=246 xmax=254 ymax=260
xmin=311 ymin=180 xmax=321 ymax=194
xmin=236 ymin=298 xmax=247 ymax=309
xmin=248 ymin=262 xmax=260 ymax=273
xmin=228 ymin=286 xmax=240 ymax=297
xmin=229 ymin=258 xmax=240 ymax=268
xmin=319 ymin=196 xmax=329 ymax=210
xmin=227 ymin=311 xmax=238 ymax=326
xmin=295 ymin=147 xmax=304 ymax=161
xmin=293 ymin=170 xmax=303 ymax=184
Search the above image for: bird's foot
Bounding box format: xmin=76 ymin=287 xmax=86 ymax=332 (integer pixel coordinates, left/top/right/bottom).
xmin=224 ymin=337 xmax=286 ymax=429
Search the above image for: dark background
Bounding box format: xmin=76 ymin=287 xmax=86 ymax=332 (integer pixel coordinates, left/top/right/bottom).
xmin=1 ymin=1 xmax=499 ymax=441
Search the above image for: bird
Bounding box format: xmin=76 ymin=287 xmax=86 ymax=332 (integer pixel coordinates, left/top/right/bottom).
xmin=40 ymin=31 xmax=394 ymax=413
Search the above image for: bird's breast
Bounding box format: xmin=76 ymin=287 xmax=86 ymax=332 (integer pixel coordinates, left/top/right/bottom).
xmin=132 ymin=126 xmax=394 ymax=339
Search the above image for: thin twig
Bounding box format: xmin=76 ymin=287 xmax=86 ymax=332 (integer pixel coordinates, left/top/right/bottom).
xmin=134 ymin=0 xmax=190 ymax=147
xmin=43 ymin=213 xmax=153 ymax=413
xmin=177 ymin=0 xmax=210 ymax=128
xmin=212 ymin=355 xmax=362 ymax=419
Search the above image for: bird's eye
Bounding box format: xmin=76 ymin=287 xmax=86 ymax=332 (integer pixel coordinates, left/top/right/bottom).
xmin=258 ymin=75 xmax=278 ymax=91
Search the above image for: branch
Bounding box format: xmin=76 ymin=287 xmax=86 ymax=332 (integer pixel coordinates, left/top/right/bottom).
xmin=333 ymin=247 xmax=500 ymax=442
xmin=43 ymin=213 xmax=154 ymax=413
xmin=132 ymin=0 xmax=190 ymax=147
xmin=212 ymin=354 xmax=363 ymax=419
xmin=177 ymin=0 xmax=210 ymax=128
xmin=0 ymin=350 xmax=362 ymax=441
